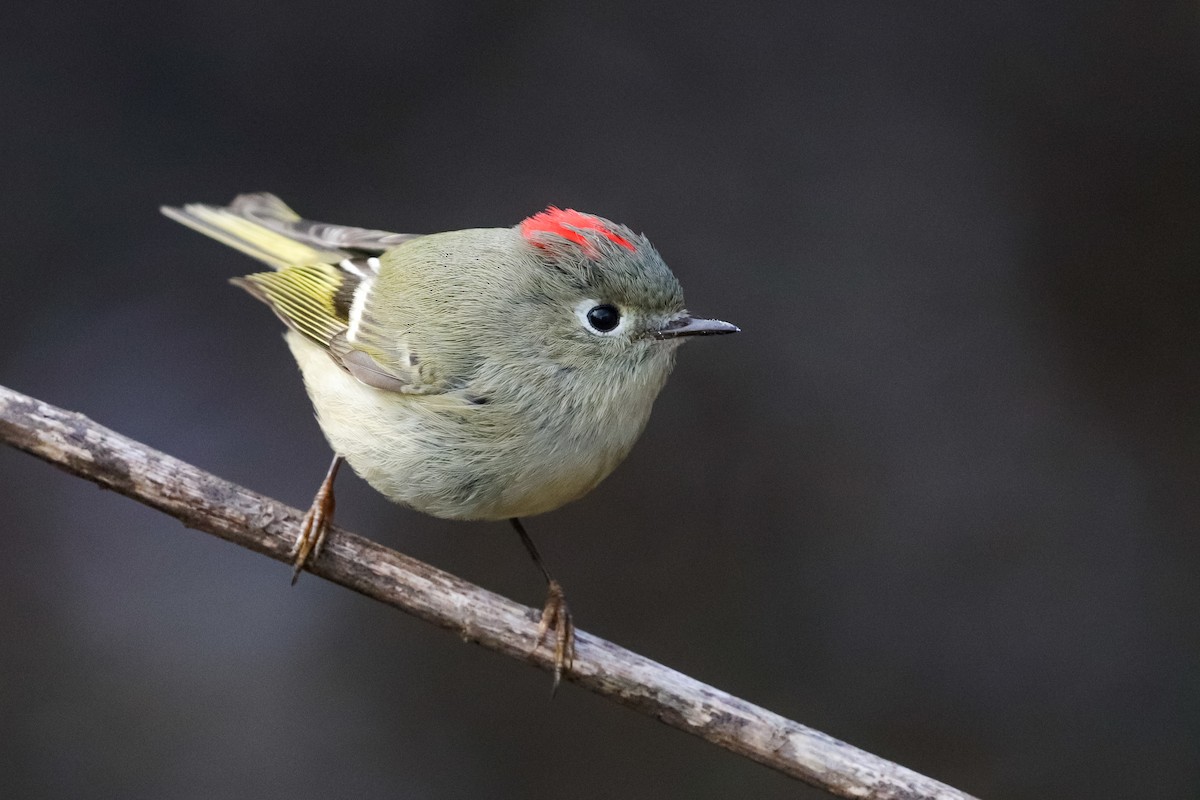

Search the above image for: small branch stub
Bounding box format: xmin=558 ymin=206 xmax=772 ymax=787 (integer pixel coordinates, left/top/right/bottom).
xmin=0 ymin=383 xmax=979 ymax=800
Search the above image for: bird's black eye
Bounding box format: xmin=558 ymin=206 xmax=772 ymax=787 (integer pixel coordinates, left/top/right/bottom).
xmin=586 ymin=304 xmax=621 ymax=332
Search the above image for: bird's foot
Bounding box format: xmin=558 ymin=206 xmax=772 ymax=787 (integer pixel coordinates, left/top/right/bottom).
xmin=290 ymin=457 xmax=341 ymax=584
xmin=534 ymin=579 xmax=575 ymax=691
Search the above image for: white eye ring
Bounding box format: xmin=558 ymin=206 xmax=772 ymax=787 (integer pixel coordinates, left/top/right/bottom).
xmin=575 ymin=299 xmax=627 ymax=336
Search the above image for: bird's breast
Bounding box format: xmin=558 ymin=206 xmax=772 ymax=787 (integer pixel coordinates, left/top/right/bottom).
xmin=288 ymin=332 xmax=670 ymax=522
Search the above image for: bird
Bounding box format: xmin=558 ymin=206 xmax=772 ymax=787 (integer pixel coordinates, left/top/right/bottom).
xmin=162 ymin=193 xmax=738 ymax=686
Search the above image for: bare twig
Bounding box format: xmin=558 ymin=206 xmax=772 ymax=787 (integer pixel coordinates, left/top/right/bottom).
xmin=0 ymin=383 xmax=978 ymax=800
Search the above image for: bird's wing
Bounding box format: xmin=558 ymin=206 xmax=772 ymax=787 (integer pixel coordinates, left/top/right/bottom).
xmin=161 ymin=192 xmax=424 ymax=270
xmin=233 ymin=262 xmax=444 ymax=395
xmin=163 ymin=194 xmax=439 ymax=394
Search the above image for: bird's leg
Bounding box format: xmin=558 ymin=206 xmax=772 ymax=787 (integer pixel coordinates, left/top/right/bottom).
xmin=291 ymin=455 xmax=343 ymax=585
xmin=510 ymin=517 xmax=575 ymax=691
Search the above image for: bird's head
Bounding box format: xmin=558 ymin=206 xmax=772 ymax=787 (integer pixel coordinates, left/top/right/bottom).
xmin=515 ymin=208 xmax=738 ymax=373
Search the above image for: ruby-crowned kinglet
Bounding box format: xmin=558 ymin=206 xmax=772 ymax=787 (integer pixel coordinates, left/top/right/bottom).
xmin=162 ymin=193 xmax=737 ymax=684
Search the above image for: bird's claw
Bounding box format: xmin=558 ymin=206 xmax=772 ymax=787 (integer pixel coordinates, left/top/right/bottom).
xmin=534 ymin=579 xmax=575 ymax=692
xmin=290 ymin=463 xmax=339 ymax=584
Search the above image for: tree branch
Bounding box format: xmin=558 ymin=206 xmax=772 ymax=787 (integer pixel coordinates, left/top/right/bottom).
xmin=0 ymin=383 xmax=978 ymax=800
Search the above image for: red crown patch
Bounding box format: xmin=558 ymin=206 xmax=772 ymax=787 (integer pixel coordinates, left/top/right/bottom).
xmin=519 ymin=207 xmax=636 ymax=258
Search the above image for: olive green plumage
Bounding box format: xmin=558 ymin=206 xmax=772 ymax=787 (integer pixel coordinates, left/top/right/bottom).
xmin=162 ymin=193 xmax=735 ymax=521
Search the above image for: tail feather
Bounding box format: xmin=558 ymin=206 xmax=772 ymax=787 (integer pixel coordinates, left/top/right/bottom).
xmin=162 ymin=195 xmax=343 ymax=269
xmin=161 ymin=192 xmax=421 ymax=270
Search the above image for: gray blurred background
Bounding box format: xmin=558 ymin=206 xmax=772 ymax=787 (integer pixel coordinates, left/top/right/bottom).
xmin=1 ymin=2 xmax=1197 ymax=798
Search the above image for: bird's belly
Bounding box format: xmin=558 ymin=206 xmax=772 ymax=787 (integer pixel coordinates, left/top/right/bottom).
xmin=350 ymin=423 xmax=617 ymax=521
xmin=334 ymin=405 xmax=624 ymax=521
xmin=287 ymin=334 xmax=639 ymax=521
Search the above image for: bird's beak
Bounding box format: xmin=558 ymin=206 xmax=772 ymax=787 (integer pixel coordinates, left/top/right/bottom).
xmin=653 ymin=314 xmax=740 ymax=340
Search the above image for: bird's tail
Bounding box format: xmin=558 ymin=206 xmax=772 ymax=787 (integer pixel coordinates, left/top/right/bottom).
xmin=161 ymin=193 xmax=421 ymax=269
